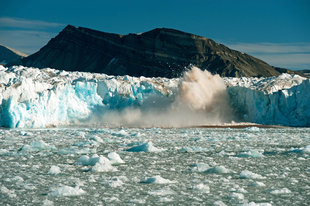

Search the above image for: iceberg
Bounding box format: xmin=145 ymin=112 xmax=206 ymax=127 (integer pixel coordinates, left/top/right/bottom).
xmin=0 ymin=65 xmax=309 ymax=128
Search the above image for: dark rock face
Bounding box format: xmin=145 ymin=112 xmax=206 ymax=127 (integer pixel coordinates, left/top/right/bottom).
xmin=0 ymin=45 xmax=27 ymax=66
xmin=21 ymin=25 xmax=281 ymax=77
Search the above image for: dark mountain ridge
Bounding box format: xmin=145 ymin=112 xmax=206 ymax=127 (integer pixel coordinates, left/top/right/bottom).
xmin=20 ymin=25 xmax=284 ymax=78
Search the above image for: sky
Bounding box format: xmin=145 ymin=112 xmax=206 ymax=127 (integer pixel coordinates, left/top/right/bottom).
xmin=0 ymin=0 xmax=309 ymax=70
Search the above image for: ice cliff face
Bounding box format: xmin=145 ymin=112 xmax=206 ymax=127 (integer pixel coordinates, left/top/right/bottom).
xmin=0 ymin=65 xmax=309 ymax=128
xmin=225 ymin=74 xmax=310 ymax=126
xmin=0 ymin=65 xmax=177 ymax=128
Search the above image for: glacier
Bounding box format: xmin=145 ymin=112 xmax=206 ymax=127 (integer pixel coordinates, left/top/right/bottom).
xmin=0 ymin=65 xmax=309 ymax=128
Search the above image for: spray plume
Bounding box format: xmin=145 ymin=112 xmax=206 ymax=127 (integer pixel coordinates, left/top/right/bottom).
xmin=87 ymin=66 xmax=233 ymax=127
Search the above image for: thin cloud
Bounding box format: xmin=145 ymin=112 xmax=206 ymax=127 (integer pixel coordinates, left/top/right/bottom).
xmin=225 ymin=42 xmax=310 ymax=70
xmin=254 ymin=53 xmax=310 ymax=70
xmin=0 ymin=17 xmax=64 ymax=29
xmin=0 ymin=29 xmax=57 ymax=54
xmin=226 ymin=42 xmax=310 ymax=54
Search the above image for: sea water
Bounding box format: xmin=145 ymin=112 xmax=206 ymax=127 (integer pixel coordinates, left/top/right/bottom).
xmin=0 ymin=127 xmax=309 ymax=205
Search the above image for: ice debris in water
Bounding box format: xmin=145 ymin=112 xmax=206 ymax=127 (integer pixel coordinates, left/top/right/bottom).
xmin=49 ymin=185 xmax=85 ymax=196
xmin=240 ymin=202 xmax=272 ymax=206
xmin=76 ymin=154 xmax=101 ymax=166
xmin=240 ymin=170 xmax=265 ymax=179
xmin=1 ymin=186 xmax=17 ymax=198
xmin=48 ymin=165 xmax=61 ymax=175
xmin=270 ymin=188 xmax=291 ymax=195
xmin=179 ymin=147 xmax=209 ymax=152
xmin=126 ymin=142 xmax=164 ymax=152
xmin=192 ymin=183 xmax=210 ymax=193
xmin=249 ymin=181 xmax=266 ymax=187
xmin=238 ymin=149 xmax=264 ymax=158
xmin=190 ymin=162 xmax=210 ymax=172
xmin=76 ymin=154 xmax=117 ymax=172
xmin=88 ymin=135 xmax=103 ymax=143
xmin=228 ymin=192 xmax=244 ymax=200
xmin=147 ymin=188 xmax=175 ymax=196
xmin=213 ymin=200 xmax=227 ymax=206
xmin=42 ymin=199 xmax=54 ymax=206
xmin=140 ymin=175 xmax=175 ymax=184
xmin=91 ymin=156 xmax=117 ymax=172
xmin=107 ymin=152 xmax=124 ymax=164
xmin=290 ymin=145 xmax=310 ymax=154
xmin=18 ymin=141 xmax=56 ymax=152
xmin=204 ymin=165 xmax=231 ymax=174
xmin=102 ymin=177 xmax=124 ymax=188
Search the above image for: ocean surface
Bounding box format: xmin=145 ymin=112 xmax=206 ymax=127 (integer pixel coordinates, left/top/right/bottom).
xmin=1 ymin=127 xmax=309 ymax=205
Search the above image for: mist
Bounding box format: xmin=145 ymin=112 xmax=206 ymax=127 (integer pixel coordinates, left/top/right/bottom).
xmin=86 ymin=66 xmax=234 ymax=127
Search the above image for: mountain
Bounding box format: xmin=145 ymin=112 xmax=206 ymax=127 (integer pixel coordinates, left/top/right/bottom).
xmin=0 ymin=45 xmax=27 ymax=65
xmin=20 ymin=25 xmax=282 ymax=78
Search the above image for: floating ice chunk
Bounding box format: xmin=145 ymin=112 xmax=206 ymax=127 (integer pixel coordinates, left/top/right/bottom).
xmin=192 ymin=183 xmax=210 ymax=193
xmin=240 ymin=202 xmax=272 ymax=206
xmin=112 ymin=130 xmax=128 ymax=137
xmin=48 ymin=166 xmax=61 ymax=175
xmin=205 ymin=166 xmax=231 ymax=174
xmin=158 ymin=197 xmax=173 ymax=202
xmin=0 ymin=148 xmax=9 ymax=155
xmin=102 ymin=177 xmax=124 ymax=188
xmin=179 ymin=147 xmax=209 ymax=152
xmin=76 ymin=155 xmax=91 ymax=166
xmin=228 ymin=192 xmax=244 ymax=200
xmin=73 ymin=140 xmax=99 ymax=147
xmin=249 ymin=181 xmax=266 ymax=187
xmin=11 ymin=176 xmax=24 ymax=183
xmin=213 ymin=200 xmax=227 ymax=206
xmin=147 ymin=188 xmax=175 ymax=196
xmin=245 ymin=127 xmax=260 ymax=132
xmin=190 ymin=162 xmax=210 ymax=172
xmin=270 ymin=188 xmax=291 ymax=195
xmin=76 ymin=154 xmax=100 ymax=166
xmin=49 ymin=186 xmax=85 ymax=196
xmin=107 ymin=152 xmax=124 ymax=164
xmin=1 ymin=186 xmax=16 ymax=198
xmin=126 ymin=142 xmax=164 ymax=152
xmin=140 ymin=175 xmax=175 ymax=184
xmin=42 ymin=199 xmax=54 ymax=206
xmin=91 ymin=156 xmax=117 ymax=172
xmin=238 ymin=149 xmax=264 ymax=158
xmin=240 ymin=170 xmax=265 ymax=179
xmin=297 ymin=145 xmax=310 ymax=153
xmin=88 ymin=135 xmax=103 ymax=143
xmin=18 ymin=140 xmax=56 ymax=152
xmin=102 ymin=197 xmax=120 ymax=203
xmin=57 ymin=147 xmax=96 ymax=155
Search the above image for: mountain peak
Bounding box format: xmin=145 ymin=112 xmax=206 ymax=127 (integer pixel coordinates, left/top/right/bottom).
xmin=20 ymin=26 xmax=282 ymax=78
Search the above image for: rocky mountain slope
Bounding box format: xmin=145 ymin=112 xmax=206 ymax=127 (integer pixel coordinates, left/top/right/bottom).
xmin=0 ymin=45 xmax=27 ymax=65
xmin=20 ymin=25 xmax=282 ymax=78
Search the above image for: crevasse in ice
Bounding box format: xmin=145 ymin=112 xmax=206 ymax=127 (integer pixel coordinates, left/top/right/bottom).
xmin=0 ymin=65 xmax=309 ymax=128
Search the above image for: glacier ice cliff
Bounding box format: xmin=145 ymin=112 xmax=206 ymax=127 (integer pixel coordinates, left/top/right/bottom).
xmin=0 ymin=65 xmax=309 ymax=128
xmin=225 ymin=74 xmax=310 ymax=126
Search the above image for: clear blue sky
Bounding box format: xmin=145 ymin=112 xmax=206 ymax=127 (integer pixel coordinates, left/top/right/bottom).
xmin=0 ymin=0 xmax=309 ymax=70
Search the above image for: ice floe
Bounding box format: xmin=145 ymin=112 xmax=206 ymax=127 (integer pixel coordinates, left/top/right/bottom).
xmin=140 ymin=175 xmax=175 ymax=184
xmin=48 ymin=165 xmax=61 ymax=175
xmin=240 ymin=170 xmax=265 ymax=179
xmin=126 ymin=142 xmax=164 ymax=152
xmin=49 ymin=186 xmax=85 ymax=196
